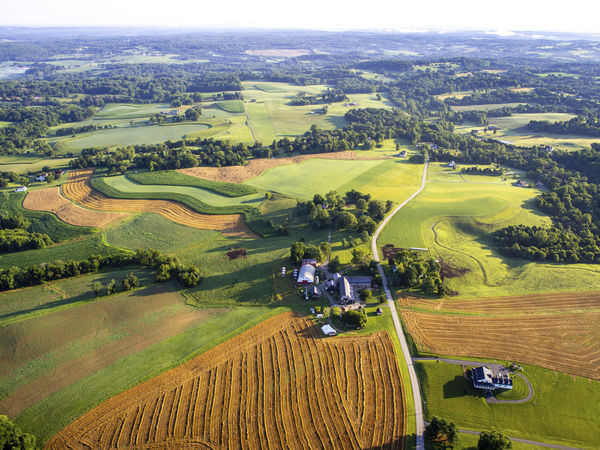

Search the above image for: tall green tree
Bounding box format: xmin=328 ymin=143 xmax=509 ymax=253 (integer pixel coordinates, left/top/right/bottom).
xmin=425 ymin=416 xmax=459 ymax=449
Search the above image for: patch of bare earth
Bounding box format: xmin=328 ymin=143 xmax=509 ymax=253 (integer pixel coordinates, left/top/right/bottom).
xmin=178 ymin=151 xmax=387 ymax=184
xmin=23 ymin=187 xmax=126 ymax=228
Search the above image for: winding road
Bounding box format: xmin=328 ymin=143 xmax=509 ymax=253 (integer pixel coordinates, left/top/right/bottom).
xmin=371 ymin=159 xmax=429 ymax=450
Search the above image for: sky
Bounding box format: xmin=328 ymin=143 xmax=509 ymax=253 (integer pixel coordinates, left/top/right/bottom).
xmin=1 ymin=0 xmax=598 ymax=34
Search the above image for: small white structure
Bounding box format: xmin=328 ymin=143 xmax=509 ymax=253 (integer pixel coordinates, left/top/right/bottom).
xmin=297 ymin=264 xmax=316 ymax=285
xmin=15 ymin=186 xmax=27 ymax=192
xmin=321 ymin=324 xmax=337 ymax=336
xmin=35 ymin=174 xmax=47 ymax=182
xmin=316 ymin=313 xmax=324 ymax=319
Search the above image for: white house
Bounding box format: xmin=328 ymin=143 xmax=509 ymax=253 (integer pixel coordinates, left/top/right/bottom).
xmin=297 ymin=264 xmax=316 ymax=285
xmin=472 ymin=366 xmax=513 ymax=391
xmin=321 ymin=324 xmax=337 ymax=336
xmin=14 ymin=186 xmax=27 ymax=192
xmin=35 ymin=174 xmax=47 ymax=182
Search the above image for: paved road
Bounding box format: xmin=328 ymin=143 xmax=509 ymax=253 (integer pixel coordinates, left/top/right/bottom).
xmin=371 ymin=159 xmax=429 ymax=450
xmin=414 ymin=357 xmax=534 ymax=404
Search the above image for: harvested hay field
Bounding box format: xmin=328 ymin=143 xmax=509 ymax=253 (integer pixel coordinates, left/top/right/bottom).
xmin=178 ymin=151 xmax=387 ymax=184
xmin=61 ymin=169 xmax=257 ymax=238
xmin=402 ymin=309 xmax=600 ymax=380
xmin=23 ymin=187 xmax=126 ymax=228
xmin=47 ymin=312 xmax=406 ymax=449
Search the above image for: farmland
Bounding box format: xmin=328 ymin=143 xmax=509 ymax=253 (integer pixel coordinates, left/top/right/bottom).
xmin=379 ymin=163 xmax=600 ymax=297
xmin=416 ymin=361 xmax=600 ymax=448
xmin=47 ymin=312 xmax=406 ymax=449
xmin=60 ymin=169 xmax=256 ymax=237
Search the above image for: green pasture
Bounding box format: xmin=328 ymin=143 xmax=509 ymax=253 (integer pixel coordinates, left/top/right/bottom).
xmin=94 ymin=103 xmax=171 ymax=120
xmin=126 ymin=170 xmax=258 ymax=197
xmin=379 ymin=166 xmax=600 ymax=296
xmin=0 ymin=192 xmax=93 ymax=242
xmin=416 ymin=361 xmax=600 ymax=449
xmin=244 ymin=157 xmax=422 ymax=202
xmin=215 ymin=99 xmax=245 ymax=113
xmin=105 ymin=213 xmax=216 ymax=252
xmin=0 ymin=234 xmax=124 ymax=269
xmin=92 ymin=175 xmax=263 ymax=213
xmin=450 ymin=102 xmax=527 ymax=112
xmin=0 ymin=155 xmax=74 ymax=174
xmin=0 ymin=120 xmax=12 ymax=128
xmin=49 ymin=122 xmax=211 ymax=152
xmin=455 ymin=112 xmax=598 ymax=151
xmin=434 ymin=90 xmax=475 ymax=101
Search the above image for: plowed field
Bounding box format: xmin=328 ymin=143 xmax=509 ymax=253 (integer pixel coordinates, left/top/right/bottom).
xmin=23 ymin=187 xmax=126 ymax=228
xmin=401 ymin=291 xmax=600 ymax=380
xmin=61 ymin=169 xmax=257 ymax=238
xmin=47 ymin=312 xmax=405 ymax=449
xmin=178 ymin=151 xmax=386 ymax=184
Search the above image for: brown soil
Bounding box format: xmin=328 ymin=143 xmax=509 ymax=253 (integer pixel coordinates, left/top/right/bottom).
xmin=23 ymin=187 xmax=126 ymax=228
xmin=178 ymin=151 xmax=387 ymax=184
xmin=61 ymin=169 xmax=258 ymax=239
xmin=438 ymin=257 xmax=469 ymax=279
xmin=226 ymin=248 xmax=246 ymax=260
xmin=46 ymin=312 xmax=406 ymax=449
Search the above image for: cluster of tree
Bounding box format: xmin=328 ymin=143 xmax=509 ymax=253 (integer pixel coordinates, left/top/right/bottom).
xmin=93 ymin=272 xmax=140 ymax=297
xmin=528 ymin=115 xmax=600 ymax=138
xmin=290 ymin=241 xmax=331 ymax=264
xmin=0 ymin=415 xmax=36 ymax=450
xmin=0 ymin=211 xmax=53 ymax=253
xmin=461 ymin=166 xmax=503 ymax=176
xmin=0 ymin=248 xmax=202 ymax=292
xmin=0 ymin=104 xmax=94 ymax=125
xmin=0 ymin=170 xmax=28 ymax=188
xmin=290 ymin=89 xmax=348 ymax=105
xmin=341 ymin=307 xmax=367 ymax=328
xmin=54 ymin=123 xmax=115 ymax=137
xmin=297 ymin=190 xmax=389 ymax=234
xmin=425 ymin=417 xmax=512 ymax=450
xmin=387 ymin=250 xmax=447 ymax=296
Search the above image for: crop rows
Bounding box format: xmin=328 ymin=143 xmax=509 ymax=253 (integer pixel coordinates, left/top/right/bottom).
xmin=47 ymin=312 xmax=405 ymax=449
xmin=60 ymin=169 xmax=256 ymax=238
xmin=402 ymin=310 xmax=600 ymax=379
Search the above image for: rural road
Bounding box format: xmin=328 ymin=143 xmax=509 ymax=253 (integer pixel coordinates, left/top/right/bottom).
xmin=371 ymin=158 xmax=429 ymax=450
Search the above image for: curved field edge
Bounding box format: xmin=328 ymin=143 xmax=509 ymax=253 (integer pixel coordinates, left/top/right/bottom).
xmin=415 ymin=360 xmax=600 ymax=449
xmin=15 ymin=306 xmax=285 ymax=445
xmin=45 ymin=311 xmax=406 ymax=449
xmin=126 ymin=170 xmax=259 ymax=197
xmin=89 ymin=176 xmax=256 ymax=215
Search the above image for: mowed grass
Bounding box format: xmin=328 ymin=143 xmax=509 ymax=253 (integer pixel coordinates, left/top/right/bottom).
xmin=0 ymin=155 xmax=74 ymax=174
xmin=105 ymin=213 xmax=216 ymax=252
xmin=215 ymin=99 xmax=245 ymax=113
xmin=126 ymin=170 xmax=258 ymax=197
xmin=0 ymin=234 xmax=124 ymax=269
xmin=92 ymin=174 xmax=264 ymax=213
xmin=416 ymin=361 xmax=600 ymax=448
xmin=379 ymin=165 xmax=600 ymax=296
xmin=455 ymin=113 xmax=598 ymax=151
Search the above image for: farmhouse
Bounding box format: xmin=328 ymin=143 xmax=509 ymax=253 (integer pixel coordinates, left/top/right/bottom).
xmin=321 ymin=324 xmax=337 ymax=336
xmin=297 ymin=264 xmax=316 ymax=285
xmin=397 ymin=150 xmax=407 ymax=158
xmin=448 ymin=161 xmax=456 ymax=168
xmin=543 ymin=145 xmax=555 ymax=153
xmin=471 ymin=366 xmax=513 ymax=391
xmin=35 ymin=174 xmax=47 ymax=182
xmin=15 ymin=186 xmax=27 ymax=192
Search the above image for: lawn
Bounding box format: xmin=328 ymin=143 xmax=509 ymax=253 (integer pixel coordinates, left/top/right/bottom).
xmin=379 ymin=165 xmax=600 ymax=297
xmin=0 ymin=155 xmax=74 ymax=174
xmin=90 ymin=175 xmax=263 ymax=214
xmin=215 ymin=99 xmax=245 ymax=113
xmin=416 ymin=360 xmax=600 ymax=449
xmin=126 ymin=170 xmax=258 ymax=197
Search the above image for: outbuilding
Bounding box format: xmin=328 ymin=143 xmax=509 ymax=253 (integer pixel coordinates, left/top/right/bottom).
xmin=321 ymin=324 xmax=337 ymax=336
xmin=339 ymin=276 xmax=353 ymax=304
xmin=297 ymin=264 xmax=316 ymax=285
xmin=14 ymin=186 xmax=27 ymax=192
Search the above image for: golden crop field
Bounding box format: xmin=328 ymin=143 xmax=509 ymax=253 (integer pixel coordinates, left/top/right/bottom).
xmin=23 ymin=186 xmax=126 ymax=228
xmin=401 ymin=291 xmax=600 ymax=380
xmin=47 ymin=312 xmax=406 ymax=449
xmin=61 ymin=169 xmax=256 ymax=238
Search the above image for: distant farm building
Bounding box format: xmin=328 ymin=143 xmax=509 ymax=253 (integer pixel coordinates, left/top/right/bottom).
xmin=376 ymin=307 xmax=383 ymax=316
xmin=472 ymin=367 xmax=513 ymax=391
xmin=15 ymin=186 xmax=27 ymax=192
xmin=297 ymin=264 xmax=316 ymax=285
xmin=35 ymin=174 xmax=47 ymax=182
xmin=339 ymin=277 xmax=353 ymax=304
xmin=321 ymin=324 xmax=337 ymax=336
xmin=301 ymin=258 xmax=318 ymax=267
xmin=515 ymin=180 xmax=529 ymax=188
xmin=448 ymin=161 xmax=456 ymax=168
xmin=487 ymin=125 xmax=500 ymax=131
xmin=543 ymin=145 xmax=555 ymax=153
xmin=346 ymin=276 xmax=372 ymax=289
xmin=310 ymin=286 xmax=322 ymax=299
xmin=417 ymin=142 xmax=438 ymax=150
xmin=397 ymin=150 xmax=407 ymax=158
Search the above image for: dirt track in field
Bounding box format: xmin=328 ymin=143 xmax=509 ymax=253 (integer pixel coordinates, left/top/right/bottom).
xmin=23 ymin=186 xmax=126 ymax=228
xmin=178 ymin=151 xmax=387 ymax=184
xmin=400 ymin=291 xmax=600 ymax=380
xmin=60 ymin=169 xmax=258 ymax=238
xmin=47 ymin=312 xmax=406 ymax=449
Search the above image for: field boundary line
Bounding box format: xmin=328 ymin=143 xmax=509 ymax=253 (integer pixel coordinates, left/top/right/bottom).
xmin=371 ymin=159 xmax=429 ymax=450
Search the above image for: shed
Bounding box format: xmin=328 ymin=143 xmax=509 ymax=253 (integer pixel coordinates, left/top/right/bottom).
xmin=15 ymin=186 xmax=27 ymax=192
xmin=297 ymin=264 xmax=316 ymax=285
xmin=310 ymin=286 xmax=322 ymax=298
xmin=376 ymin=307 xmax=383 ymax=316
xmin=321 ymin=324 xmax=337 ymax=336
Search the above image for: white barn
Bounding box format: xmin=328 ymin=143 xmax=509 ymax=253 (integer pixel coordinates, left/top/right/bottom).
xmin=321 ymin=324 xmax=337 ymax=336
xmin=297 ymin=264 xmax=315 ymax=285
